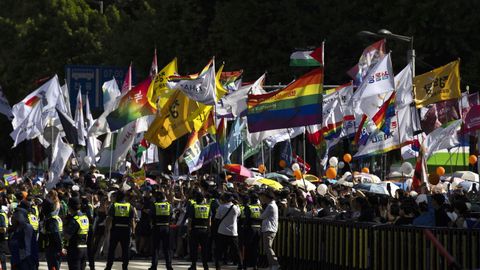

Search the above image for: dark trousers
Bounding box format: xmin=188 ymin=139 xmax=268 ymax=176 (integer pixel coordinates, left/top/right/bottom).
xmin=215 ymin=233 xmax=240 ymax=268
xmin=189 ymin=228 xmax=209 ymax=269
xmin=16 ymin=256 xmax=37 ymax=270
xmin=0 ymin=241 xmax=7 ymax=270
xmin=151 ymin=226 xmax=172 ymax=269
xmin=45 ymin=247 xmax=61 ymax=270
xmin=105 ymin=228 xmax=131 ymax=270
xmin=87 ymin=231 xmax=95 ymax=270
xmin=244 ymin=228 xmax=261 ymax=268
xmin=67 ymin=247 xmax=87 ymax=270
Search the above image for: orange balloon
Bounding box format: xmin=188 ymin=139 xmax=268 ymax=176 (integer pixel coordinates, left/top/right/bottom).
xmin=279 ymin=160 xmax=287 ymax=168
xmin=361 ymin=167 xmax=370 ymax=174
xmin=436 ymin=167 xmax=445 ymax=176
xmin=469 ymin=155 xmax=478 ymax=165
xmin=343 ymin=153 xmax=352 ymax=163
xmin=326 ymin=167 xmax=337 ymax=179
xmin=258 ymin=164 xmax=266 ymax=173
xmin=294 ymin=169 xmax=303 ymax=180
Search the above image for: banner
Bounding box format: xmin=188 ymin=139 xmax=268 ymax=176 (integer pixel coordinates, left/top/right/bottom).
xmin=414 ymin=60 xmax=461 ymax=108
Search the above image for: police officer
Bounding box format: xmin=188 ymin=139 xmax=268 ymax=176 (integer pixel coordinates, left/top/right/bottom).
xmin=18 ymin=201 xmax=39 ymax=236
xmin=187 ymin=191 xmax=211 ymax=270
xmin=64 ymin=197 xmax=89 ymax=270
xmin=149 ymin=191 xmax=173 ymax=270
xmin=8 ymin=208 xmax=39 ymax=270
xmin=0 ymin=194 xmax=8 ymax=270
xmin=42 ymin=198 xmax=64 ymax=270
xmin=105 ymin=190 xmax=136 ymax=270
xmin=81 ymin=194 xmax=95 ymax=270
xmin=244 ymin=194 xmax=263 ymax=270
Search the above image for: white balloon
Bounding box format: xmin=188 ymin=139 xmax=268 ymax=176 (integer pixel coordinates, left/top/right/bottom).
xmin=292 ymin=163 xmax=301 ymax=171
xmin=329 ymin=157 xmax=338 ymax=167
xmin=338 ymin=161 xmax=345 ymax=169
xmin=317 ymin=184 xmax=328 ymax=196
xmin=400 ymin=162 xmax=414 ymax=176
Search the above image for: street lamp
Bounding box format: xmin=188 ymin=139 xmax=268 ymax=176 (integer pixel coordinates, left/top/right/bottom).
xmin=357 ymin=29 xmax=415 ymax=76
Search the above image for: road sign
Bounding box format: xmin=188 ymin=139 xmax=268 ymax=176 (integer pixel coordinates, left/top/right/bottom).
xmin=65 ymin=65 xmax=136 ymax=112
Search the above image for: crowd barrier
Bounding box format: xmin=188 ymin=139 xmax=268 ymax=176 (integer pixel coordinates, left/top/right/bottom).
xmin=260 ymin=218 xmax=480 ymax=270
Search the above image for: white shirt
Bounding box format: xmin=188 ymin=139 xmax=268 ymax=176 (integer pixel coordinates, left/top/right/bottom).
xmin=215 ymin=202 xmax=240 ymax=236
xmin=260 ymin=200 xmax=278 ymax=233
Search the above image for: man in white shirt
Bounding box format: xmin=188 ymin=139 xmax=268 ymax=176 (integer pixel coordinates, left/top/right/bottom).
xmin=214 ymin=193 xmax=242 ymax=270
xmin=259 ymin=189 xmax=279 ymax=270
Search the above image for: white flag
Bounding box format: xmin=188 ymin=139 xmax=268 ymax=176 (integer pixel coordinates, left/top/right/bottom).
xmin=74 ymin=90 xmax=87 ymax=146
xmin=0 ymin=86 xmax=13 ymax=120
xmin=356 ymin=53 xmax=395 ymax=99
xmin=145 ymin=143 xmax=159 ymax=164
xmin=423 ymin=120 xmax=462 ymax=159
xmin=102 ymin=77 xmax=121 ymax=111
xmin=167 ymin=60 xmax=217 ymax=105
xmin=10 ymin=100 xmax=45 ymax=148
xmin=59 ymin=83 xmax=72 ymax=117
xmin=394 ymin=63 xmax=413 ymax=108
xmin=47 ymin=135 xmax=73 ymax=190
xmin=359 ymin=90 xmax=395 ymax=124
xmin=12 ymin=75 xmax=62 ymax=129
xmin=216 ymin=74 xmax=266 ymax=117
xmin=264 ymin=127 xmax=304 ymax=148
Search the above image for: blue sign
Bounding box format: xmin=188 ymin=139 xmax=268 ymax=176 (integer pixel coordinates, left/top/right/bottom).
xmin=65 ymin=65 xmax=136 ymax=112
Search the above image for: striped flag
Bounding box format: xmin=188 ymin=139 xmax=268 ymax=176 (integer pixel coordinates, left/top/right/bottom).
xmin=247 ymin=68 xmax=323 ymax=132
xmin=290 ymin=43 xmax=324 ymax=67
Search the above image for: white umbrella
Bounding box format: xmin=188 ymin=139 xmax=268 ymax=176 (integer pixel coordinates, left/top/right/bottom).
xmin=291 ymin=179 xmax=316 ymax=191
xmin=452 ymin=171 xmax=479 ymax=183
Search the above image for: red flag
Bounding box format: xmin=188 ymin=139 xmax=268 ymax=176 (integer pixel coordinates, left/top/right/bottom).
xmin=412 ymin=149 xmax=426 ymax=191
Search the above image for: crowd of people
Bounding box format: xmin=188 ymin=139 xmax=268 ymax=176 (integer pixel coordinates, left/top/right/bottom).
xmin=0 ymin=164 xmax=479 ymax=270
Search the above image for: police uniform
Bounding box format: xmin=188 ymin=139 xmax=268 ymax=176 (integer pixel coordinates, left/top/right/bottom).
xmin=28 ymin=209 xmax=39 ymax=234
xmin=65 ymin=211 xmax=89 ymax=270
xmin=244 ymin=204 xmax=262 ymax=269
xmin=0 ymin=210 xmax=8 ymax=270
xmin=44 ymin=214 xmax=63 ymax=270
xmin=150 ymin=200 xmax=173 ymax=270
xmin=82 ymin=202 xmax=95 ymax=270
xmin=105 ymin=201 xmax=134 ymax=270
xmin=188 ymin=201 xmax=211 ymax=270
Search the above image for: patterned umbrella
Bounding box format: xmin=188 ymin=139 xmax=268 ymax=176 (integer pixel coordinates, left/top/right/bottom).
xmin=223 ymin=164 xmax=253 ymax=178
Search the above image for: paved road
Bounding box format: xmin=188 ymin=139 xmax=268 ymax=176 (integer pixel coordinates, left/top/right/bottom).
xmin=33 ymin=259 xmax=245 ymax=269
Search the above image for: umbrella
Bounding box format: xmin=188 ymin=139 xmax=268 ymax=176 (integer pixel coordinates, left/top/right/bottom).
xmin=453 ymin=171 xmax=479 ymax=183
xmin=265 ymin=172 xmax=289 ymax=182
xmin=291 ymin=179 xmax=316 ymax=191
xmin=353 ymin=182 xmax=399 ymax=197
xmin=145 ymin=178 xmax=158 ymax=185
xmin=224 ymin=164 xmax=253 ymax=178
xmin=353 ymin=173 xmax=381 ymax=184
xmin=257 ymin=178 xmax=283 ymax=190
xmin=303 ymin=174 xmax=320 ymax=183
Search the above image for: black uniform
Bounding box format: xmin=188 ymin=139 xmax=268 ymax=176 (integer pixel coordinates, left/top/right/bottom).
xmin=105 ymin=201 xmax=134 ymax=270
xmin=44 ymin=214 xmax=63 ymax=270
xmin=64 ymin=211 xmax=89 ymax=270
xmin=150 ymin=200 xmax=173 ymax=270
xmin=244 ymin=204 xmax=262 ymax=269
xmin=188 ymin=201 xmax=211 ymax=270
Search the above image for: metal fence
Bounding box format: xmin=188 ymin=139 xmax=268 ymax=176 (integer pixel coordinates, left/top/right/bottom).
xmin=262 ymin=218 xmax=480 ymax=270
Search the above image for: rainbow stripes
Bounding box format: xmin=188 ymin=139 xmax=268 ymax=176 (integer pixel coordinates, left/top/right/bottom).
xmin=247 ymin=68 xmax=323 ymax=132
xmin=372 ymin=91 xmax=396 ymax=133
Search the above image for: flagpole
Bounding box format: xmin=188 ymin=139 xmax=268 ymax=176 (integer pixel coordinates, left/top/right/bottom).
xmin=109 ymin=134 xmax=113 ymax=180
xmin=261 ymin=142 xmax=265 ymax=176
xmin=303 ymin=128 xmax=307 ymax=173
xmin=241 ymin=140 xmax=244 ymax=166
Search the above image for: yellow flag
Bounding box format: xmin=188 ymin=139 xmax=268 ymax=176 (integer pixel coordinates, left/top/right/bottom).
xmin=215 ymin=63 xmax=228 ymax=99
xmin=146 ymin=58 xmax=178 ymax=109
xmin=145 ymin=91 xmax=211 ymax=148
xmin=414 ymin=60 xmax=461 ymax=108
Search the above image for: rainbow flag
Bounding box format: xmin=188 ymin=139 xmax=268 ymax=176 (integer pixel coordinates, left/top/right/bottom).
xmin=372 ymin=91 xmax=396 ymax=133
xmin=107 ymin=77 xmax=155 ymax=131
xmin=247 ymin=68 xmax=323 ymax=132
xmin=323 ymin=122 xmax=343 ymax=140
